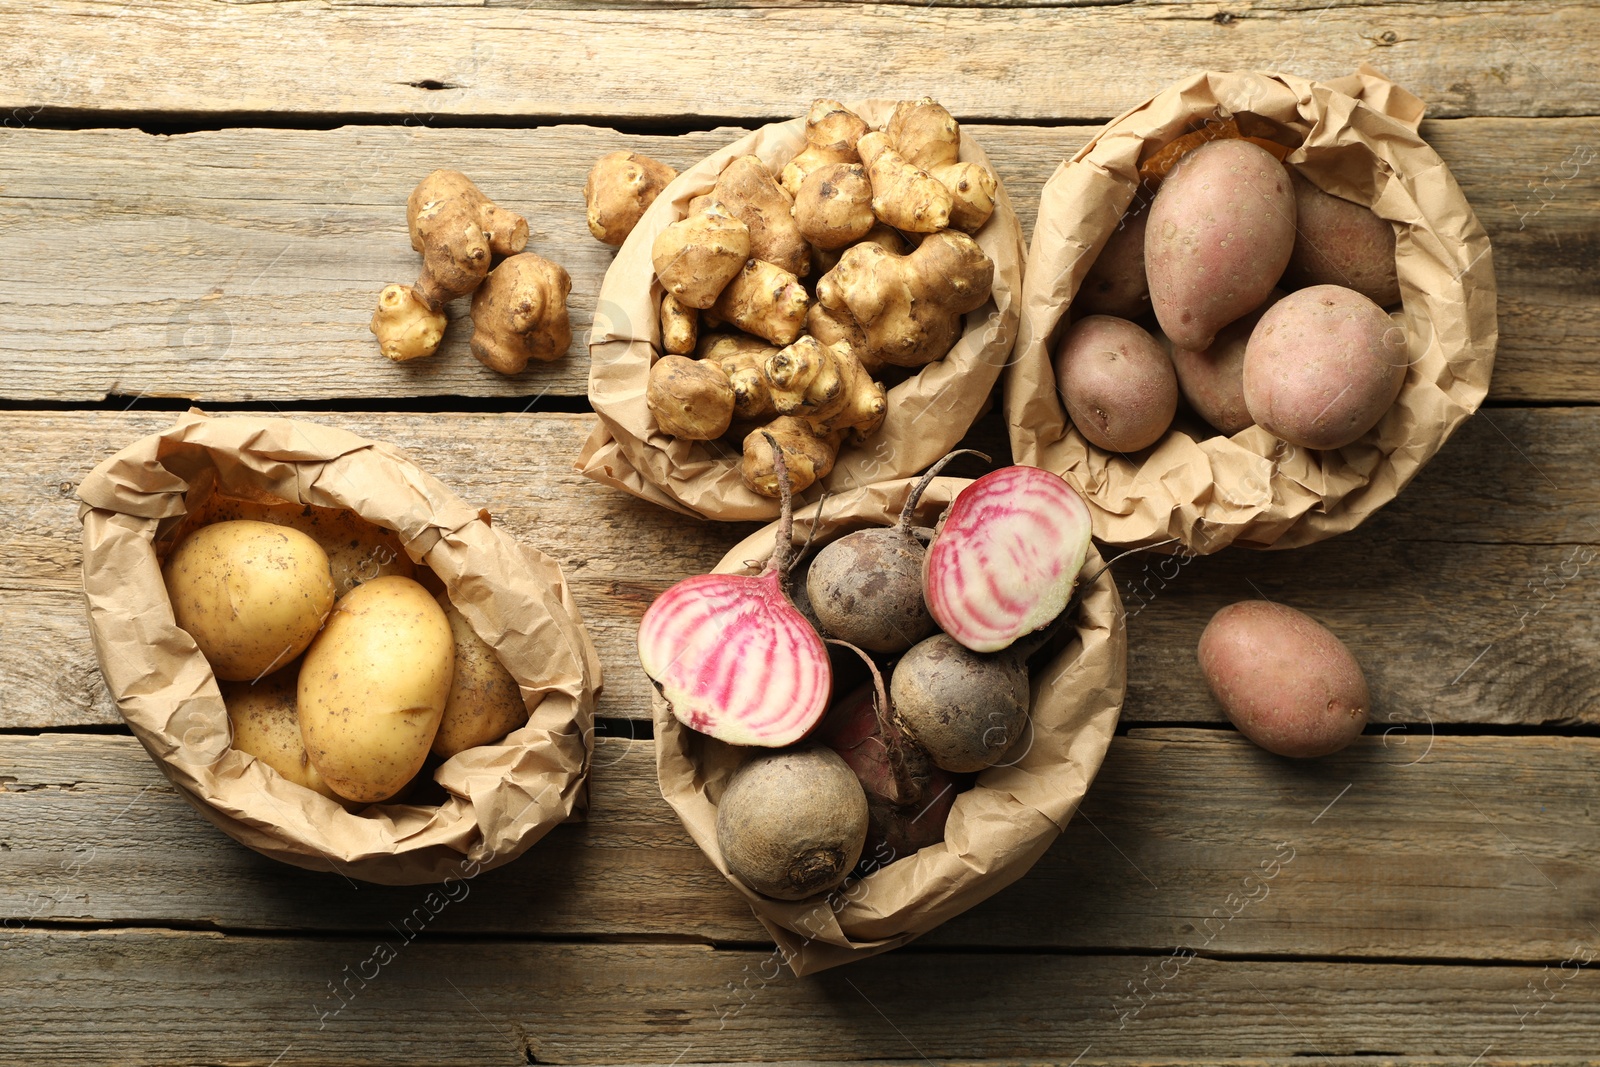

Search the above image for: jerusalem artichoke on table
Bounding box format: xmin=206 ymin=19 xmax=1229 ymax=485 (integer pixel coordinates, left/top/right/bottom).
xmin=468 ymin=252 xmax=572 ymax=374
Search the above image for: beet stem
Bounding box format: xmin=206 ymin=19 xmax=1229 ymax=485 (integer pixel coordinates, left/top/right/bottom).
xmin=789 ymin=489 xmax=831 ymax=576
xmin=898 ymin=449 xmax=992 ymax=530
xmin=762 ymin=430 xmax=796 ymax=579
xmin=825 ymin=637 xmax=920 ymax=807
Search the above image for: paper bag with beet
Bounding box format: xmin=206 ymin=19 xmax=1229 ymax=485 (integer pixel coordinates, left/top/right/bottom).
xmin=1006 ymin=66 xmax=1497 ymax=553
xmin=648 ymin=471 xmax=1126 ymax=975
xmin=77 ymin=412 xmax=601 ymax=886
xmin=580 ymin=97 xmax=1026 ymax=522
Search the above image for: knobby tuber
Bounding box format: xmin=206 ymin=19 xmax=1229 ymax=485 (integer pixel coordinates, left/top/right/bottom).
xmin=584 ymin=150 xmax=678 ymax=246
xmin=468 ymin=252 xmax=572 ymax=374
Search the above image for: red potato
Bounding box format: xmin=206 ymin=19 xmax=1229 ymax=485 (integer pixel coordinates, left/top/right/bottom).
xmin=1054 ymin=314 xmax=1178 ymax=453
xmin=1284 ymin=170 xmax=1401 ymax=307
xmin=1243 ymin=284 xmax=1407 ymax=450
xmin=1076 ymin=202 xmax=1151 ymax=320
xmin=1169 ymin=289 xmax=1284 ymax=436
xmin=1198 ymin=600 xmax=1369 ymax=758
xmin=1145 ymin=139 xmax=1297 ymax=351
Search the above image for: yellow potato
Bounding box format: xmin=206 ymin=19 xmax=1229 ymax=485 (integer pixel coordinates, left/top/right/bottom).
xmin=163 ymin=520 xmax=336 ymax=682
xmin=433 ymin=595 xmax=529 ymax=759
xmin=222 ymin=670 xmax=342 ymax=800
xmin=298 ymin=576 xmax=454 ymax=803
xmin=203 ymin=496 xmax=414 ymax=599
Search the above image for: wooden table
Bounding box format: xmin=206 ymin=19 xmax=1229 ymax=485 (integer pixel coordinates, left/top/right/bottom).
xmin=3 ymin=3 xmax=1597 ymax=1063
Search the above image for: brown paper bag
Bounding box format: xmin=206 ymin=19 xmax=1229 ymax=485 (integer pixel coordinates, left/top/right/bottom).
xmin=653 ymin=477 xmax=1125 ymax=975
xmin=579 ymin=100 xmax=1026 ymax=521
xmin=77 ymin=412 xmax=602 ymax=886
xmin=1006 ymin=66 xmax=1497 ymax=552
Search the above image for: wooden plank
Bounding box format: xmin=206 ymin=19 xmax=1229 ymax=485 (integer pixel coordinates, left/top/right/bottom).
xmin=1 ymin=929 xmax=1596 ymax=1064
xmin=3 ymin=2 xmax=1593 ymax=121
xmin=3 ymin=730 xmax=1596 ymax=966
xmin=4 ymin=407 xmax=1598 ymax=730
xmin=0 ymin=118 xmax=1594 ymax=402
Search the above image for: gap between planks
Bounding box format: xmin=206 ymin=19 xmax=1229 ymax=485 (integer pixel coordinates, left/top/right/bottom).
xmin=0 ymin=119 xmax=1594 ymax=403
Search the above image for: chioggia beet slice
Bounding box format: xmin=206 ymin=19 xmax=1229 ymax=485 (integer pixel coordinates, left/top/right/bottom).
xmin=923 ymin=466 xmax=1093 ymax=653
xmin=637 ymin=435 xmax=831 ymax=747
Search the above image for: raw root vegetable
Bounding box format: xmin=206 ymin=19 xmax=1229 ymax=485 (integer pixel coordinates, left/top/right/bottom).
xmin=468 ymin=252 xmax=573 ymax=374
xmin=820 ymin=646 xmax=964 ymax=864
xmin=740 ymin=417 xmax=841 ymax=497
xmin=652 ymin=201 xmax=751 ymax=310
xmin=638 ymin=436 xmax=830 ymax=746
xmin=712 ymin=155 xmax=811 ymax=279
xmin=716 ymin=745 xmax=868 ymax=900
xmin=806 ymin=450 xmax=985 ymax=654
xmin=647 ymin=355 xmax=736 ymax=441
xmin=779 ymin=99 xmax=870 ymax=197
xmin=583 ymin=150 xmax=678 ymax=247
xmin=371 ymin=171 xmax=530 ymax=363
xmin=923 ymin=466 xmax=1094 ymax=653
xmin=890 ymin=632 xmax=1030 ymax=773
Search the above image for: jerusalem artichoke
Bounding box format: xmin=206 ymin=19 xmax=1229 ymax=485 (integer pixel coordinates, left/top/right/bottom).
xmin=468 ymin=252 xmax=573 ymax=374
xmin=652 ymin=201 xmax=751 ymax=309
xmin=647 ymin=355 xmax=736 ymax=440
xmin=816 ymin=229 xmax=993 ymax=368
xmin=584 ymin=151 xmax=678 ymax=246
xmin=708 ymin=259 xmax=810 ymax=346
xmin=779 ymin=99 xmax=870 ymax=197
xmin=712 ymin=155 xmax=811 ymax=278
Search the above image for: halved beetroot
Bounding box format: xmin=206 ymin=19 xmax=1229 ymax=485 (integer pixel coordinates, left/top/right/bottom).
xmin=922 ymin=466 xmax=1093 ymax=653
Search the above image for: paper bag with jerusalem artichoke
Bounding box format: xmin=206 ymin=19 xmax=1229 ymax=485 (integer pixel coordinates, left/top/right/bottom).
xmin=653 ymin=476 xmax=1126 ymax=975
xmin=1006 ymin=66 xmax=1497 ymax=553
xmin=77 ymin=412 xmax=601 ymax=886
xmin=579 ymin=98 xmax=1025 ymax=522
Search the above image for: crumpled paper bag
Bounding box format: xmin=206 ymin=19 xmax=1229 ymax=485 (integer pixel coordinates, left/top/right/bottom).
xmin=1005 ymin=66 xmax=1496 ymax=552
xmin=580 ymin=100 xmax=1027 ymax=521
xmin=77 ymin=412 xmax=602 ymax=885
xmin=653 ymin=477 xmax=1125 ymax=974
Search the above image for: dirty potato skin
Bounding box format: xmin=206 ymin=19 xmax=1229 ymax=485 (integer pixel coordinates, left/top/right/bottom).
xmin=1145 ymin=139 xmax=1297 ymax=351
xmin=1054 ymin=314 xmax=1178 ymax=452
xmin=432 ymin=594 xmax=528 ymax=759
xmin=1076 ymin=202 xmax=1151 ymax=320
xmin=716 ymin=746 xmax=868 ymax=901
xmin=1242 ymin=284 xmax=1407 ymax=450
xmin=298 ymin=576 xmax=454 ymax=803
xmin=1198 ymin=600 xmax=1369 ymax=758
xmin=163 ymin=519 xmax=337 ymax=682
xmin=200 ymin=497 xmax=414 ymax=599
xmin=1170 ymin=289 xmax=1284 ymax=436
xmin=1284 ymin=169 xmax=1401 ymax=307
xmin=223 ymin=669 xmax=343 ymax=800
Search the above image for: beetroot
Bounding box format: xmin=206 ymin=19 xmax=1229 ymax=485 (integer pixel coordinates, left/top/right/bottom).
xmin=922 ymin=466 xmax=1094 ymax=653
xmin=822 ymin=680 xmax=965 ymax=863
xmin=717 ymin=745 xmax=869 ymax=900
xmin=890 ymin=632 xmax=1031 ymax=772
xmin=806 ymin=450 xmax=986 ymax=654
xmin=637 ymin=435 xmax=830 ymax=747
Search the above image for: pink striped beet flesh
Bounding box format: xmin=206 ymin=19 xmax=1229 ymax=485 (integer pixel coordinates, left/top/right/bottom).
xmin=923 ymin=466 xmax=1094 ymax=653
xmin=638 ymin=569 xmax=831 ymax=747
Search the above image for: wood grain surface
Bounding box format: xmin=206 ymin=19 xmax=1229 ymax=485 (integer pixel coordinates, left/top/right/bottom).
xmin=4 ymin=2 xmax=1593 ymax=121
xmin=0 ymin=119 xmax=1593 ymax=402
xmin=7 ymin=407 xmax=1595 ymax=730
xmin=2 ymin=731 xmax=1595 ymax=965
xmin=3 ymin=927 xmax=1596 ymax=1064
xmin=3 ymin=5 xmax=1596 ymax=1062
